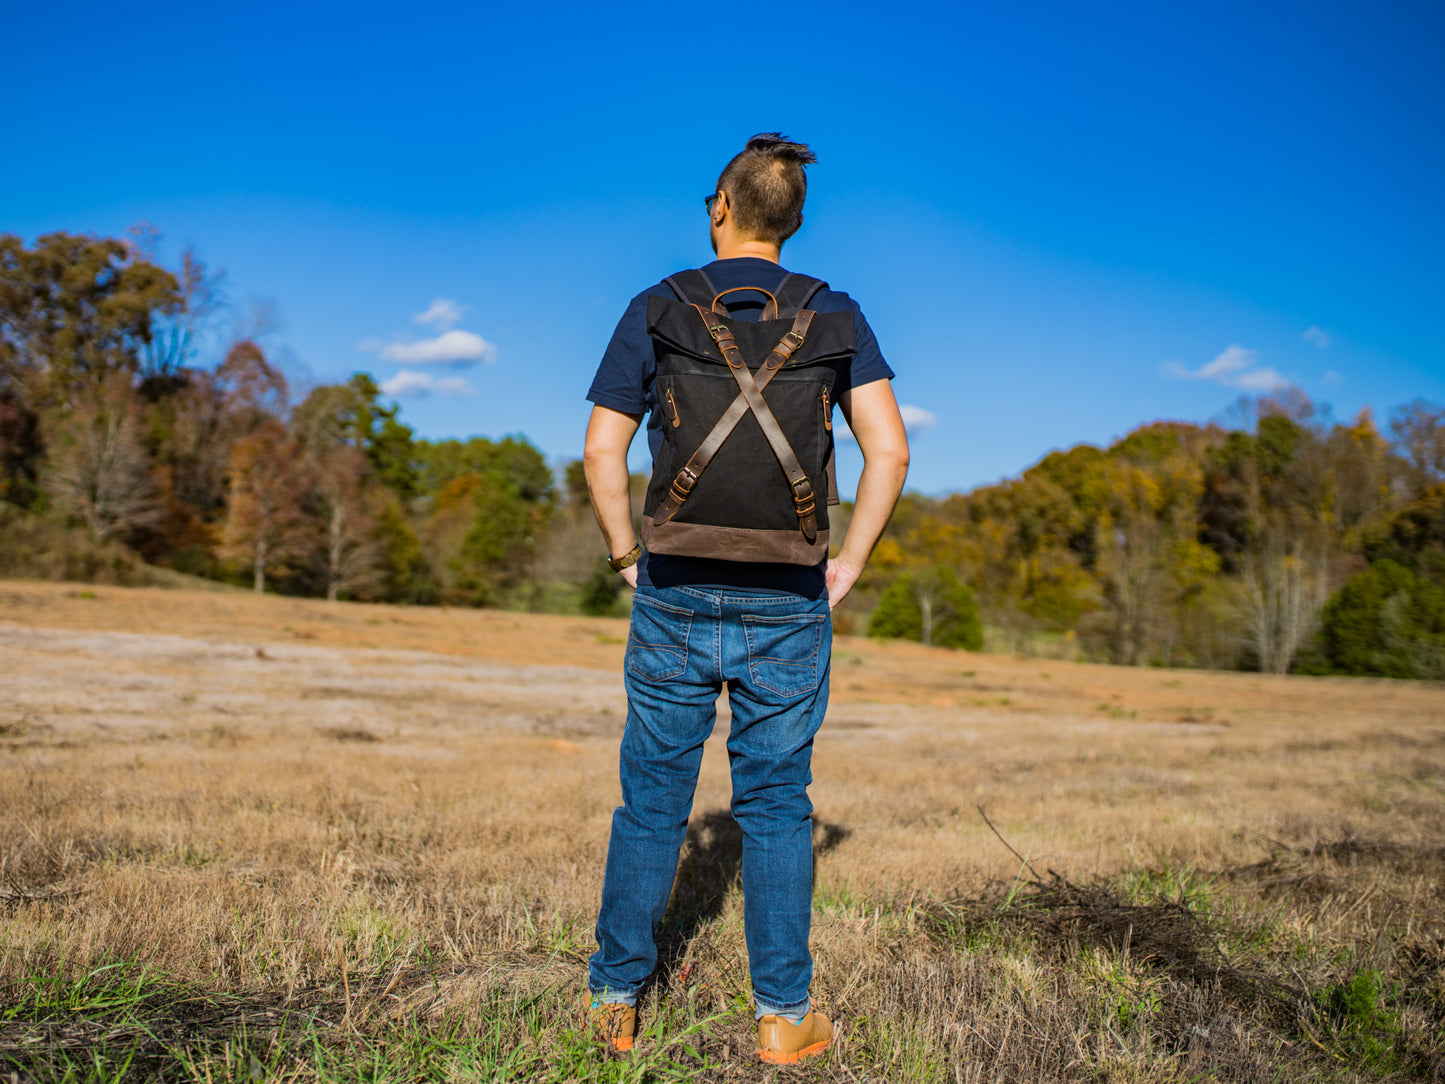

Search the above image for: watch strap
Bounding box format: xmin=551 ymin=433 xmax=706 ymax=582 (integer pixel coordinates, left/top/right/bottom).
xmin=607 ymin=544 xmax=642 ymax=572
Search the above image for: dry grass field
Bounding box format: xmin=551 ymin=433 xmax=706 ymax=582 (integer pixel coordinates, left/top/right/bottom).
xmin=1 ymin=579 xmax=1442 ymax=1082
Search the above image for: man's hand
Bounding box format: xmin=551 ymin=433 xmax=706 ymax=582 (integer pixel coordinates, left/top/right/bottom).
xmin=620 ymin=564 xmax=639 ymax=590
xmin=825 ymin=553 xmax=862 ymax=610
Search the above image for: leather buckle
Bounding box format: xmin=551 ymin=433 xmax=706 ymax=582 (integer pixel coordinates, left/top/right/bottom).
xmin=672 ymin=467 xmax=698 ymax=494
xmin=782 ymin=330 xmax=805 ymax=350
xmin=790 ymin=478 xmax=814 ymax=505
xmin=706 ymin=323 xmax=728 ymax=342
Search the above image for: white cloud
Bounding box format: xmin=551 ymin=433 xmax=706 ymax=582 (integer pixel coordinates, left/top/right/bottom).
xmin=378 ymin=370 xmax=476 ymax=398
xmin=370 ymin=329 xmax=496 ymax=367
xmin=1303 ymin=325 xmax=1330 ymax=349
xmin=899 ymin=404 xmax=938 ymax=433
xmin=415 ymin=299 xmax=465 ymax=330
xmin=1162 ymin=344 xmax=1289 ymax=392
xmin=1322 ymin=369 xmax=1343 ymax=386
xmin=1232 ymin=366 xmax=1290 ymax=392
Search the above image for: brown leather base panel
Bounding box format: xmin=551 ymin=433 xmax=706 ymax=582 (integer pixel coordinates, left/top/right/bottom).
xmin=642 ymin=516 xmax=829 ymax=566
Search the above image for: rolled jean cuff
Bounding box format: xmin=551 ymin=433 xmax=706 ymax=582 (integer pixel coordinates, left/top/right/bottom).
xmin=588 ymin=988 xmax=638 ymax=1007
xmin=754 ymin=994 xmax=810 ymax=1024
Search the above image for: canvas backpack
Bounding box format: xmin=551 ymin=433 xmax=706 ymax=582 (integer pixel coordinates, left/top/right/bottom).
xmin=640 ymin=268 xmax=857 ymax=565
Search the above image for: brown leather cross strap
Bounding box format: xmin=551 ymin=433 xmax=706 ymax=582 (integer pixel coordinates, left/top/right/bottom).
xmin=652 ymin=306 xmax=819 ymax=543
xmin=653 ymin=307 xmax=814 ymax=528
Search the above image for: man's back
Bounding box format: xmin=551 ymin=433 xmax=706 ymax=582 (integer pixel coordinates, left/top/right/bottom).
xmin=581 ymin=134 xmax=909 ymax=1065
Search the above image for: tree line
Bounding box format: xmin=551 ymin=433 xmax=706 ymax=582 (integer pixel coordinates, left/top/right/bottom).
xmin=0 ymin=231 xmax=610 ymax=613
xmin=2 ymin=230 xmax=1442 ymax=677
xmin=854 ymin=396 xmax=1445 ymax=678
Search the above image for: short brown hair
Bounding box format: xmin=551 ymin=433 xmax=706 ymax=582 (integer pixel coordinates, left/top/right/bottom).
xmin=716 ymin=133 xmax=817 ymax=245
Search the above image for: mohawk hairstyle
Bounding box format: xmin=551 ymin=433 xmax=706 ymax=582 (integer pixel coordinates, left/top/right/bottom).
xmin=716 ymin=133 xmax=817 ymax=245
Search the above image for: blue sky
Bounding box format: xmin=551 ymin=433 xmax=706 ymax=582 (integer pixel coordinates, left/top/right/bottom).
xmin=6 ymin=1 xmax=1442 ymax=495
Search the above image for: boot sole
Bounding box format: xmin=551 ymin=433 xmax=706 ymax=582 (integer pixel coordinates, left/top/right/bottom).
xmin=757 ymin=1038 xmax=830 ymax=1064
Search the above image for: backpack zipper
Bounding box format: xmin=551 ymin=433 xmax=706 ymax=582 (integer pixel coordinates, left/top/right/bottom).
xmin=665 ymin=387 xmax=681 ymax=428
xmin=821 ymin=387 xmax=832 ymax=431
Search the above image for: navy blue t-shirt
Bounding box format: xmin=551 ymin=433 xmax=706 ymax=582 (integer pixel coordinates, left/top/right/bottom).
xmin=586 ymin=257 xmax=894 ymax=597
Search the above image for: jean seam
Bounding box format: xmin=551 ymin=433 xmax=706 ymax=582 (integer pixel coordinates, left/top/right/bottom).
xmin=719 ymin=594 xmax=812 ymax=605
xmin=667 ymin=585 xmax=819 ymax=607
xmin=713 ymin=592 xmax=722 ymax=679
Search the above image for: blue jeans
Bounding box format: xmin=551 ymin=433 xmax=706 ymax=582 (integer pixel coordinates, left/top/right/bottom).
xmin=589 ymin=584 xmax=832 ymax=1020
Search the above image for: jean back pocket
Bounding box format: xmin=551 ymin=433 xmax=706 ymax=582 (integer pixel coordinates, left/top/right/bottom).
xmin=742 ymin=611 xmax=826 ymax=698
xmin=625 ymin=593 xmax=693 ymax=682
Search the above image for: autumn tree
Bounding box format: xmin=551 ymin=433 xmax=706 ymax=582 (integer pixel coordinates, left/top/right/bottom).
xmin=215 ymin=339 xmax=287 ymax=433
xmin=1328 ymin=408 xmax=1396 ymax=532
xmin=39 ymin=374 xmax=161 ymax=543
xmin=533 ymin=458 xmax=622 ymax=613
xmin=291 ymin=375 xmax=433 ymax=601
xmin=289 ymin=383 xmax=390 ymax=601
xmin=374 ymin=494 xmax=433 ymax=602
xmin=414 ymin=436 xmax=554 ymax=607
xmin=313 ymin=445 xmax=385 ymax=601
xmin=415 ymin=435 xmax=552 ymax=505
xmin=1389 ymin=399 xmax=1445 ymax=497
xmin=0 ymin=232 xmax=180 ymax=524
xmin=1090 ymin=430 xmax=1216 ymax=665
xmin=1201 ymin=402 xmax=1334 ymax=673
xmin=220 ymin=421 xmax=312 ymax=593
xmin=0 ymin=232 xmax=179 ymax=410
xmin=291 ymin=373 xmax=419 ymax=495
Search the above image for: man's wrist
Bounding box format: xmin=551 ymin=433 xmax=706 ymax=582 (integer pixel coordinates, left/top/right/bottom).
xmin=607 ymin=543 xmax=642 ymax=573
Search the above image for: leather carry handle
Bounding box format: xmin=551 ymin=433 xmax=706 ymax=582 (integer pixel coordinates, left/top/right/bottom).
xmin=711 ymin=287 xmax=778 ymax=321
xmin=653 ymin=309 xmax=815 ymax=532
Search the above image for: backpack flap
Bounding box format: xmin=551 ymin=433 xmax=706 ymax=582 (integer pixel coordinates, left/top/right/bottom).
xmin=645 ymin=296 xmax=855 ymax=370
xmin=642 ymin=295 xmax=857 ymax=565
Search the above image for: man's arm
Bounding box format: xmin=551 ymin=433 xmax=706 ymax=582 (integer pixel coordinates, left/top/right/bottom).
xmin=827 ymin=380 xmax=910 ymax=609
xmin=583 ymin=404 xmax=645 ymax=588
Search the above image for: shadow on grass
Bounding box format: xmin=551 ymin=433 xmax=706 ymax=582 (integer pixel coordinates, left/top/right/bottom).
xmin=652 ymin=809 xmax=849 ymax=995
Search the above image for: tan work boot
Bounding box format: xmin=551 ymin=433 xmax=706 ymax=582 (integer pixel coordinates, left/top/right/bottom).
xmin=757 ymin=1004 xmax=833 ymax=1064
xmin=583 ymin=993 xmax=635 ymax=1053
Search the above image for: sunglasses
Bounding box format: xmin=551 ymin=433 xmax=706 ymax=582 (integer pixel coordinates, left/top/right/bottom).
xmin=703 ymin=192 xmax=720 ymax=215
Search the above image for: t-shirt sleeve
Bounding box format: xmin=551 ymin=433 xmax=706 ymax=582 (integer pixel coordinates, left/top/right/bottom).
xmin=586 ymin=292 xmax=652 ymax=415
xmin=834 ymin=300 xmax=894 ymax=395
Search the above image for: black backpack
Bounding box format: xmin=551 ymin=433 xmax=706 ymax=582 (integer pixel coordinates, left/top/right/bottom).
xmin=641 ymin=269 xmax=856 ymax=565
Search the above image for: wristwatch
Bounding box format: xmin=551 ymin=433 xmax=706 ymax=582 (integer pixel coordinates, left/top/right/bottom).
xmin=607 ymin=544 xmax=642 ymax=573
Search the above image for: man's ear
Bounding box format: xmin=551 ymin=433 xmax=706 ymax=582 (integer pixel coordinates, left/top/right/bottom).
xmin=713 ymin=190 xmax=728 ymax=227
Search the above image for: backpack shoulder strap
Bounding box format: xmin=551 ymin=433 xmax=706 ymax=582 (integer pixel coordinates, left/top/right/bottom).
xmin=664 ymin=269 xmax=719 ymax=306
xmin=772 ymin=273 xmax=828 ymax=316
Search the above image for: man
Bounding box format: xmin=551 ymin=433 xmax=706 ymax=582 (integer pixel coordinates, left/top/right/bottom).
xmin=582 ymin=133 xmax=909 ymax=1064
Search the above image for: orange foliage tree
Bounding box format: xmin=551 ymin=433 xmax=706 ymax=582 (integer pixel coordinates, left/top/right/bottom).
xmin=220 ymin=421 xmax=313 ymax=593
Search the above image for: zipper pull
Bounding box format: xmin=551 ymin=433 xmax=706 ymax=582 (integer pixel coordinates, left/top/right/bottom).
xmin=821 ymin=387 xmax=832 ymax=431
xmin=665 ymin=387 xmax=681 ymax=428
